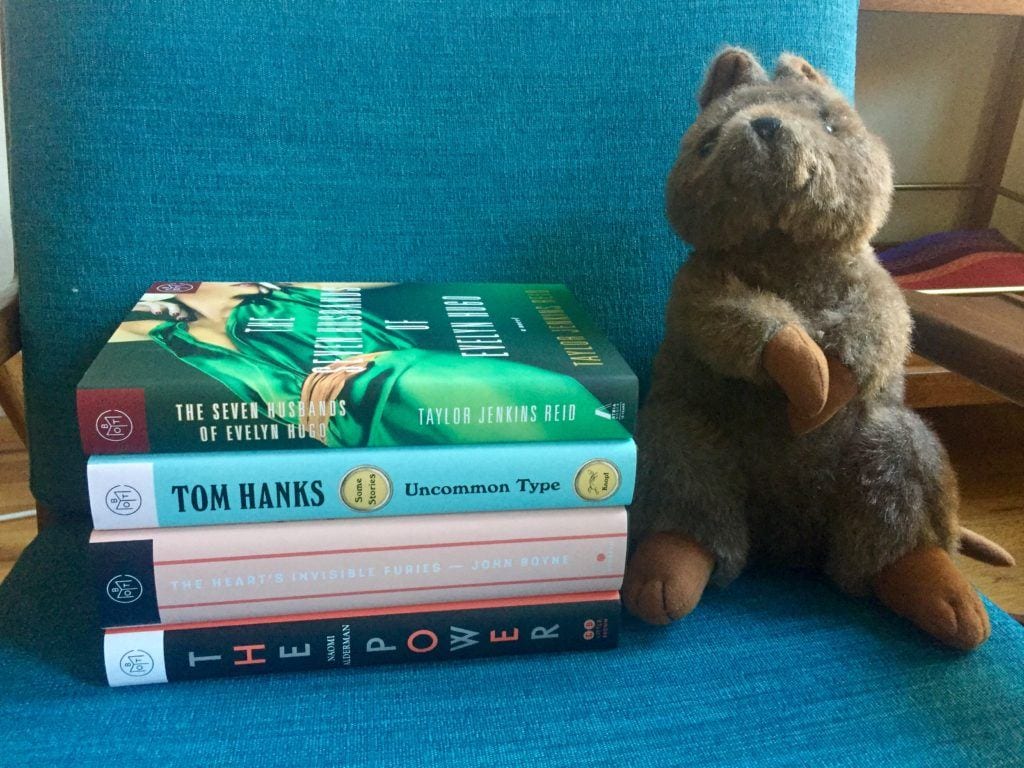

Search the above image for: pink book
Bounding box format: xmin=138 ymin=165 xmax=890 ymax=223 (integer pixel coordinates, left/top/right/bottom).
xmin=91 ymin=507 xmax=627 ymax=627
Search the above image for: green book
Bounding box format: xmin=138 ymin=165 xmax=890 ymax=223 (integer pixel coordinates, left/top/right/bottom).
xmin=77 ymin=282 xmax=637 ymax=454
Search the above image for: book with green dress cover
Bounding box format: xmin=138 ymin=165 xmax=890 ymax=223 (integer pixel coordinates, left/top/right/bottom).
xmin=78 ymin=282 xmax=637 ymax=454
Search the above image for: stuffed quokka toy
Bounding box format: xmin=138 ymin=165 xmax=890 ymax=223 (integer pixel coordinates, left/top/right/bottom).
xmin=626 ymin=48 xmax=1013 ymax=650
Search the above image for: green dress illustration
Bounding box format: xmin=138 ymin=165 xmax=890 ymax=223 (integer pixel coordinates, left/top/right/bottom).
xmin=146 ymin=285 xmax=628 ymax=446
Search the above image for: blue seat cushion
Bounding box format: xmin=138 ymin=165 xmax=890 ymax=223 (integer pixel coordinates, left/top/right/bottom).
xmin=3 ymin=526 xmax=1024 ymax=766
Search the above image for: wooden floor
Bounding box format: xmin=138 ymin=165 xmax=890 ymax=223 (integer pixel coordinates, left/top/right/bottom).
xmin=0 ymin=414 xmax=36 ymax=583
xmin=0 ymin=404 xmax=1022 ymax=612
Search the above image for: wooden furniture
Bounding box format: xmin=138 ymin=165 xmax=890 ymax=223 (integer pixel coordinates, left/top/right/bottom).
xmin=904 ymin=353 xmax=1005 ymax=408
xmin=905 ymin=290 xmax=1024 ymax=405
xmin=860 ymin=1 xmax=1024 ymax=407
xmin=0 ymin=283 xmax=25 ymax=446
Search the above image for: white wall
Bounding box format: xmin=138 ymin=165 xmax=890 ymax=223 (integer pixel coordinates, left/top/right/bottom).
xmin=856 ymin=12 xmax=1024 ymax=245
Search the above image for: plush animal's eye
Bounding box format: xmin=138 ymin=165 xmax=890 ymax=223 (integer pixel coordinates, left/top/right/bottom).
xmin=820 ymin=109 xmax=836 ymax=135
xmin=697 ymin=127 xmax=721 ymax=158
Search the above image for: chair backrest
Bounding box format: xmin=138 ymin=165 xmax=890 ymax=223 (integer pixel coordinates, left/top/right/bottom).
xmin=3 ymin=0 xmax=857 ymax=519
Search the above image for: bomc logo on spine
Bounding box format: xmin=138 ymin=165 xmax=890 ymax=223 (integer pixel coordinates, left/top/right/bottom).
xmin=96 ymin=410 xmax=134 ymax=442
xmin=105 ymin=485 xmax=143 ymax=516
xmin=119 ymin=649 xmax=155 ymax=677
xmin=146 ymin=281 xmax=200 ymax=294
xmin=106 ymin=574 xmax=144 ymax=604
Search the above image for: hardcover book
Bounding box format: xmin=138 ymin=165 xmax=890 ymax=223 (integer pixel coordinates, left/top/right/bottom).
xmin=88 ymin=438 xmax=636 ymax=528
xmin=104 ymin=592 xmax=621 ymax=686
xmin=91 ymin=506 xmax=627 ymax=627
xmin=77 ymin=282 xmax=638 ymax=455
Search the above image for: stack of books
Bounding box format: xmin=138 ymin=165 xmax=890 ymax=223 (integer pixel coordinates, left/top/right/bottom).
xmin=78 ymin=282 xmax=638 ymax=686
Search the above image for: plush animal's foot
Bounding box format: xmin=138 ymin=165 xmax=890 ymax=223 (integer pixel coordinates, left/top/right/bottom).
xmin=623 ymin=532 xmax=715 ymax=626
xmin=873 ymin=546 xmax=991 ymax=651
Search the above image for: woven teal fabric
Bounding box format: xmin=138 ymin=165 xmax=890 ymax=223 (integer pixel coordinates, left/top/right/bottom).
xmin=3 ymin=526 xmax=1023 ymax=767
xmin=4 ymin=0 xmax=858 ymax=517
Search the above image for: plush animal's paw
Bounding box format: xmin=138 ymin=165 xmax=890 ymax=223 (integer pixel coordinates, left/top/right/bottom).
xmin=623 ymin=532 xmax=715 ymax=626
xmin=873 ymin=546 xmax=991 ymax=651
xmin=762 ymin=323 xmax=829 ymax=420
xmin=789 ymin=355 xmax=858 ymax=435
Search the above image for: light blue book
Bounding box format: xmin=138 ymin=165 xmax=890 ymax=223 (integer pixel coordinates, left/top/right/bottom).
xmin=87 ymin=439 xmax=636 ymax=529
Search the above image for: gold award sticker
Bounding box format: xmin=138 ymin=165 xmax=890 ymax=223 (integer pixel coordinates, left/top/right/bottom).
xmin=339 ymin=466 xmax=392 ymax=512
xmin=573 ymin=460 xmax=621 ymax=502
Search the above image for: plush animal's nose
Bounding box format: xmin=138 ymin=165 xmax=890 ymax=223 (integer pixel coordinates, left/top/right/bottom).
xmin=751 ymin=116 xmax=782 ymax=141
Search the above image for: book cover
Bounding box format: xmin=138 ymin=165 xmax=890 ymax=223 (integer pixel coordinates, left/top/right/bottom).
xmin=88 ymin=438 xmax=636 ymax=529
xmin=91 ymin=507 xmax=627 ymax=627
xmin=77 ymin=282 xmax=638 ymax=455
xmin=103 ymin=592 xmax=620 ymax=686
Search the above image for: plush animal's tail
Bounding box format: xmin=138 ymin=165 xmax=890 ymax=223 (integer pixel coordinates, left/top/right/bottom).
xmin=959 ymin=527 xmax=1016 ymax=567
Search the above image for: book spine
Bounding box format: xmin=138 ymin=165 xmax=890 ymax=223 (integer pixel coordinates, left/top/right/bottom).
xmin=90 ymin=507 xmax=627 ymax=627
xmin=103 ymin=594 xmax=620 ymax=686
xmin=87 ymin=439 xmax=636 ymax=529
xmin=77 ymin=377 xmax=637 ymax=456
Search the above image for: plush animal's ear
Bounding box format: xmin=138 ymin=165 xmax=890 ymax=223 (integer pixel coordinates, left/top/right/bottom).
xmin=698 ymin=47 xmax=767 ymax=109
xmin=774 ymin=53 xmax=830 ymax=86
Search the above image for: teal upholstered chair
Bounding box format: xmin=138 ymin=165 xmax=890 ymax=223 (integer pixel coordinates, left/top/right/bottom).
xmin=3 ymin=2 xmax=1023 ymax=764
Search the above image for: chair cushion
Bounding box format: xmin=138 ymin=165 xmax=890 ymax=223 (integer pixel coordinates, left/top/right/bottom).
xmin=10 ymin=6 xmax=1024 ymax=764
xmin=3 ymin=526 xmax=1024 ymax=765
xmin=4 ymin=0 xmax=858 ymax=517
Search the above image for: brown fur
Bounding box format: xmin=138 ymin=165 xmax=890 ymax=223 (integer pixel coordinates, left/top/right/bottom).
xmin=626 ymin=48 xmax=1000 ymax=649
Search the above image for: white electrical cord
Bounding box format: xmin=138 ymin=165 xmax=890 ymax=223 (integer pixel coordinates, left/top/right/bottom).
xmin=0 ymin=509 xmax=35 ymax=522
